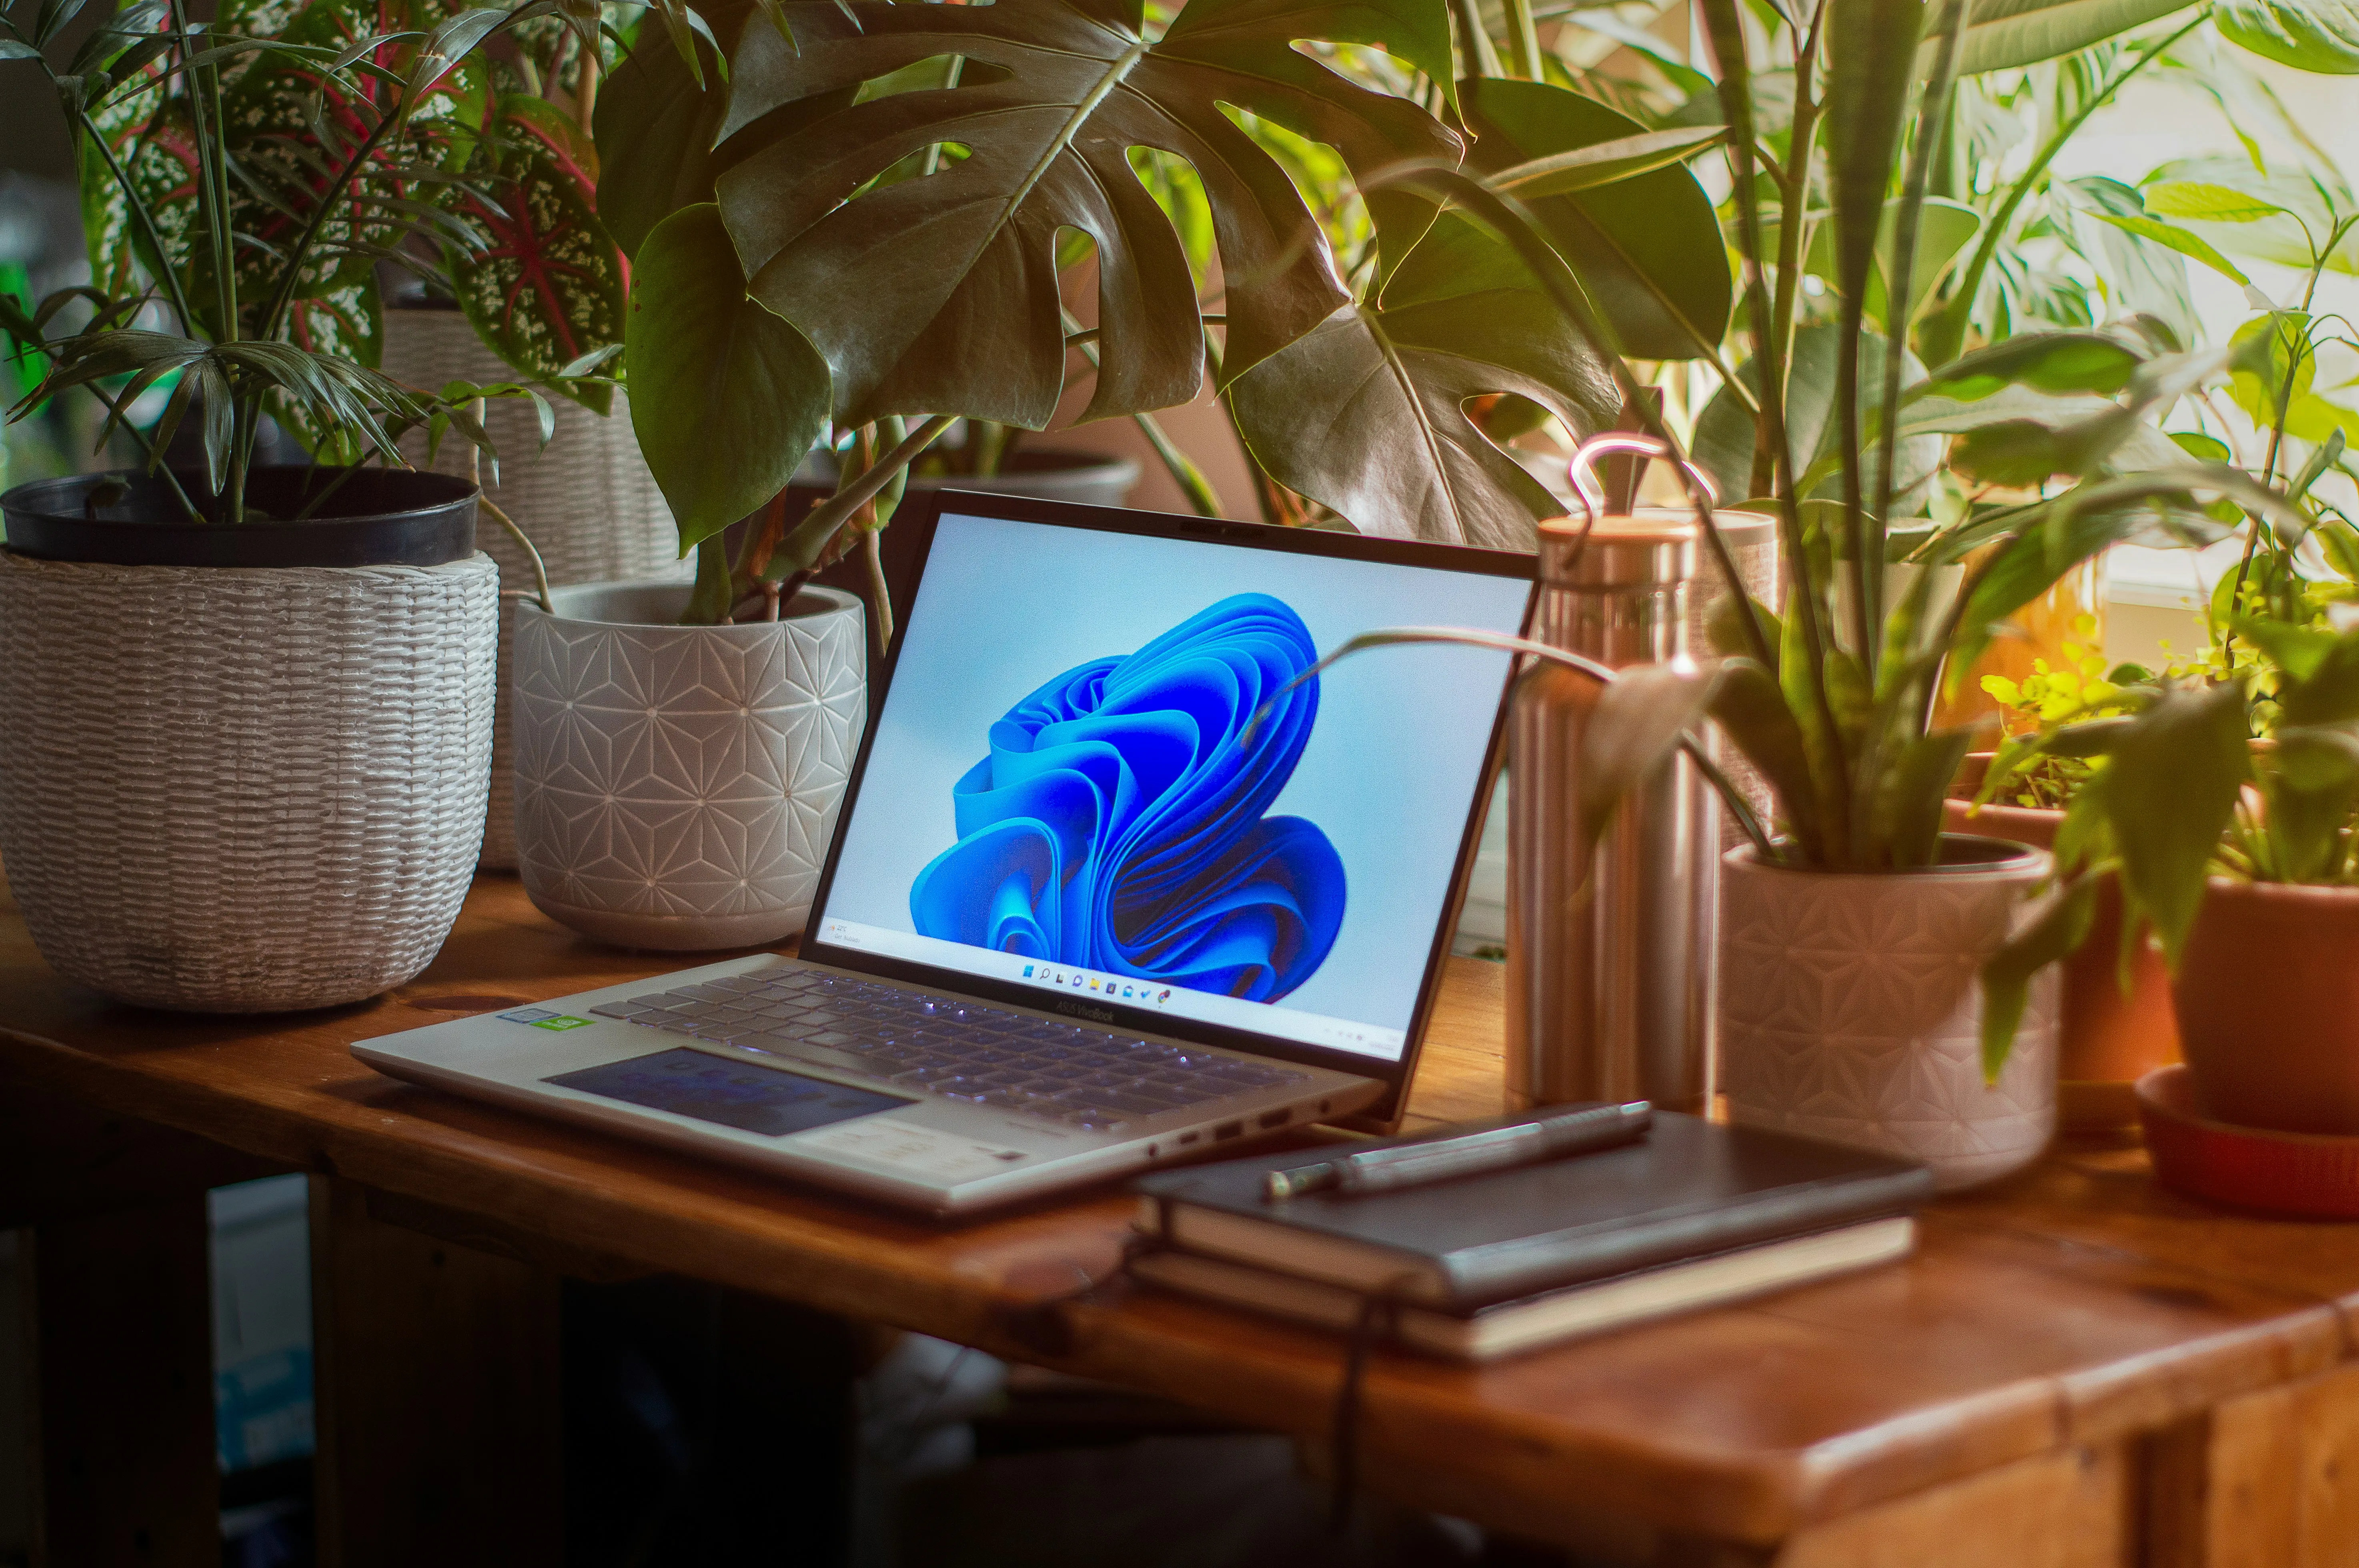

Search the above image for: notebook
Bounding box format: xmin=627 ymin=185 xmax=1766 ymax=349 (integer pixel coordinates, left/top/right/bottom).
xmin=1132 ymin=1112 xmax=1934 ymax=1312
xmin=1128 ymin=1214 xmax=1918 ymax=1360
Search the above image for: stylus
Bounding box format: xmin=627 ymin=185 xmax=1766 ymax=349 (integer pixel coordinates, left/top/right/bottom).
xmin=1261 ymin=1100 xmax=1654 ymax=1201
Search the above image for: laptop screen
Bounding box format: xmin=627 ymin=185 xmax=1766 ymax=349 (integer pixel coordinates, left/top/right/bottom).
xmin=804 ymin=504 xmax=1532 ymax=1067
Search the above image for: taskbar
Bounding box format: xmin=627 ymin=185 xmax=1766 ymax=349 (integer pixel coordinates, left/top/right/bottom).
xmin=813 ymin=919 xmax=1406 ymax=1062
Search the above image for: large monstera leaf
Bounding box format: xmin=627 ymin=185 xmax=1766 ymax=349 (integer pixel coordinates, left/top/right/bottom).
xmin=712 ymin=0 xmax=1462 ymax=430
xmin=1229 ymin=207 xmax=1616 ymax=546
xmin=595 ymin=0 xmax=751 ymax=259
xmin=1225 ymin=77 xmax=1717 ymax=546
xmin=453 ymin=96 xmax=628 ymax=411
xmin=1456 ymin=78 xmax=1732 ymax=363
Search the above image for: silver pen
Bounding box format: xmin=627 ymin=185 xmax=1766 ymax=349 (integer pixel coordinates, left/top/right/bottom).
xmin=1261 ymin=1100 xmax=1654 ymax=1201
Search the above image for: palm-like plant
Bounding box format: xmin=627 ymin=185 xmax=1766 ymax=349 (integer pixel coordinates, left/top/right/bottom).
xmin=1489 ymin=0 xmax=2335 ymax=859
xmin=1271 ymin=0 xmax=2359 ymax=1075
xmin=0 ymin=0 xmax=597 ymax=524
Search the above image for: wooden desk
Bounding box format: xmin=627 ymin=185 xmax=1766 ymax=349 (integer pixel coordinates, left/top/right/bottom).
xmin=4 ymin=873 xmax=2357 ymax=1568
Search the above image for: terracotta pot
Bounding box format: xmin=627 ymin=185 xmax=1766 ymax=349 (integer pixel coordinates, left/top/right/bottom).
xmin=1718 ymin=836 xmax=2061 ymax=1191
xmin=2174 ymin=879 xmax=2359 ymax=1135
xmin=1942 ymin=797 xmax=2181 ymax=1129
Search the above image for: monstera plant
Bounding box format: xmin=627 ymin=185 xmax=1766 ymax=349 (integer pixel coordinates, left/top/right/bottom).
xmin=595 ymin=0 xmax=1741 ymax=623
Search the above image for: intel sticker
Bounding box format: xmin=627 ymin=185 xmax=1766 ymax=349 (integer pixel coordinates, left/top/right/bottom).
xmin=500 ymin=1008 xmax=593 ymax=1030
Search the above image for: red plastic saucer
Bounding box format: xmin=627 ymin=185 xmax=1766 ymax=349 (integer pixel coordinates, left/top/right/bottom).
xmin=2137 ymin=1065 xmax=2359 ymax=1220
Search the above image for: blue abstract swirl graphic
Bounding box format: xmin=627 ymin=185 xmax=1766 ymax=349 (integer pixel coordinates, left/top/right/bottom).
xmin=909 ymin=593 xmax=1345 ymax=1002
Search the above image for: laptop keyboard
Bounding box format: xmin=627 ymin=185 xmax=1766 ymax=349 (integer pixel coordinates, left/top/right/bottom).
xmin=590 ymin=969 xmax=1311 ymax=1132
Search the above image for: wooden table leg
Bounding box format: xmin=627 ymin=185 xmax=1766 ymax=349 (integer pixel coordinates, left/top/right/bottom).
xmin=2145 ymin=1360 xmax=2359 ymax=1568
xmin=20 ymin=1196 xmax=218 ymax=1568
xmin=1342 ymin=1436 xmax=2137 ymax=1568
xmin=309 ymin=1176 xmax=563 ymax=1568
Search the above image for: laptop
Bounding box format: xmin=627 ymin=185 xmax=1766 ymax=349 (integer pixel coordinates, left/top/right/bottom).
xmin=355 ymin=490 xmax=1535 ymax=1215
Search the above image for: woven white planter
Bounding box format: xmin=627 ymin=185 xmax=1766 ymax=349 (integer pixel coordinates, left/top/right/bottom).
xmin=512 ymin=580 xmax=867 ymax=950
xmin=1718 ymin=840 xmax=2061 ymax=1191
xmin=380 ymin=307 xmax=686 ymax=869
xmin=0 ymin=550 xmax=498 ymax=1012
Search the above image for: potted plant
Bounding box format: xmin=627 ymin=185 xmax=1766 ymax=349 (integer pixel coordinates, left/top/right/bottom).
xmin=0 ymin=0 xmax=549 ymax=1011
xmin=1946 ymin=631 xmax=2182 ymax=1127
xmin=1977 ymin=181 xmax=2359 ymax=1140
xmin=2011 ymin=635 xmax=2359 ymax=1139
xmin=504 ymin=188 xmax=868 ymax=950
xmin=500 ymin=0 xmax=1732 ymax=945
xmin=1287 ymin=0 xmax=2340 ymax=1186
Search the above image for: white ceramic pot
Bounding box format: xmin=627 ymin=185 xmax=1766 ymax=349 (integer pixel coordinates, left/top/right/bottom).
xmin=0 ymin=550 xmax=498 ymax=1011
xmin=511 ymin=580 xmax=867 ymax=950
xmin=380 ymin=306 xmax=687 ymax=869
xmin=1717 ymin=838 xmax=2061 ymax=1190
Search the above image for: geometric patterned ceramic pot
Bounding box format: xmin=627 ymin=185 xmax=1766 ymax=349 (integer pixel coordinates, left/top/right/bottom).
xmin=1718 ymin=836 xmax=2061 ymax=1191
xmin=511 ymin=579 xmax=866 ymax=950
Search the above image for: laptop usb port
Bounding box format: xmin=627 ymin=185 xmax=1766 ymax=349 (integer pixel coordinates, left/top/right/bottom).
xmin=1256 ymin=1108 xmax=1291 ymax=1130
xmin=1213 ymin=1120 xmax=1243 ymax=1142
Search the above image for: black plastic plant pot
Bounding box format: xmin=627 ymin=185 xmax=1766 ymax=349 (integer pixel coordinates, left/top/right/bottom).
xmin=0 ymin=466 xmax=479 ymax=568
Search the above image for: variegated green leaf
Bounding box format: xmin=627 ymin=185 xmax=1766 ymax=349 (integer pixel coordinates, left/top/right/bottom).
xmin=453 ymin=94 xmax=627 ymax=411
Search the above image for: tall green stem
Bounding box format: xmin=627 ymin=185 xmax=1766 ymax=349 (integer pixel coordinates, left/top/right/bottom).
xmin=1868 ymin=0 xmax=1968 ymax=648
xmin=1504 ymin=0 xmax=1544 ymax=79
xmin=1132 ymin=411 xmax=1224 ymax=516
xmin=90 ymin=381 xmax=205 ymax=522
xmin=1920 ymin=13 xmax=2203 ymax=366
xmin=686 ymin=533 xmax=736 ymax=624
xmin=1758 ymin=5 xmax=1826 ymax=498
xmin=170 ymin=0 xmax=242 ymax=513
xmin=1452 ymin=0 xmax=1504 ymax=78
xmin=1061 ymin=306 xmax=1222 ymax=515
xmin=79 ymin=106 xmax=199 ymax=337
xmin=1699 ymin=0 xmax=1850 ymax=846
xmin=2223 ymin=218 xmax=2357 ymax=649
xmin=778 ymin=415 xmax=957 ymax=576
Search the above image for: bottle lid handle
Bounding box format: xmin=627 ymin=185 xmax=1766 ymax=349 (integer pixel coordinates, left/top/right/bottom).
xmin=1564 ymin=432 xmax=1720 ymax=523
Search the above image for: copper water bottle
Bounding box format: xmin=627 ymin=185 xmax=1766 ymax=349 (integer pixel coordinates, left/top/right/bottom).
xmin=1505 ymin=506 xmax=1708 ymax=1112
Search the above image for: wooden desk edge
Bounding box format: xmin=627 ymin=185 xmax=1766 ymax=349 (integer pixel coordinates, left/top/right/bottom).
xmin=7 ymin=942 xmax=2359 ymax=1549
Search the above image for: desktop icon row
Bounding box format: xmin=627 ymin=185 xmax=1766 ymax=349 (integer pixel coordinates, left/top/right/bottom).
xmin=1019 ymin=962 xmax=1171 ymax=1006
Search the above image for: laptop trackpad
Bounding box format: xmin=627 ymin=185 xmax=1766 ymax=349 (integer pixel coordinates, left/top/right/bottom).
xmin=544 ymin=1048 xmax=910 ymax=1138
